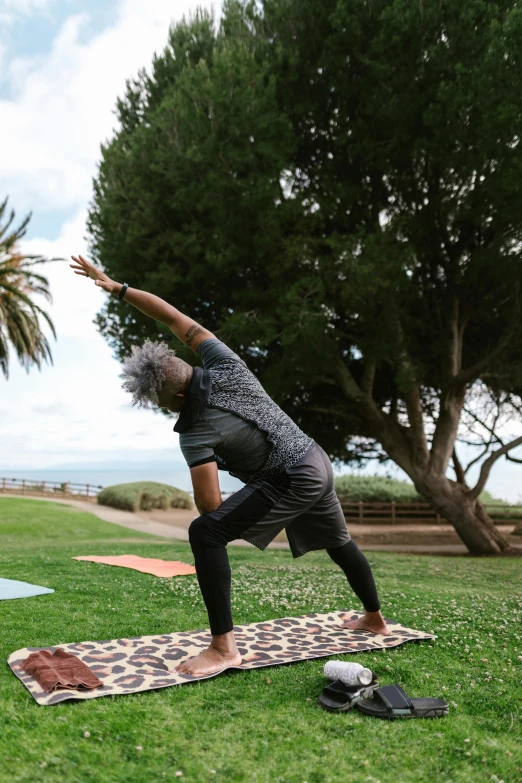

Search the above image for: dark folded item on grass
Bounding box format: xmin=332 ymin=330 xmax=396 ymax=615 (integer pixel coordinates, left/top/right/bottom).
xmin=356 ymin=683 xmax=449 ymax=719
xmin=318 ymin=678 xmax=379 ymax=712
xmin=22 ymin=648 xmax=103 ymax=693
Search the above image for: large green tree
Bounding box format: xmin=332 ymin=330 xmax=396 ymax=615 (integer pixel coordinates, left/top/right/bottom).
xmin=87 ymin=0 xmax=522 ymax=554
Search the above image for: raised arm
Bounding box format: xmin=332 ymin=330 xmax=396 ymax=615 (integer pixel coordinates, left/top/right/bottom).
xmin=69 ymin=255 xmax=216 ymax=351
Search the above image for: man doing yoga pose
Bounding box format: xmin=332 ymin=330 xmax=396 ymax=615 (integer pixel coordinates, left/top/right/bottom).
xmin=70 ymin=254 xmax=390 ymax=676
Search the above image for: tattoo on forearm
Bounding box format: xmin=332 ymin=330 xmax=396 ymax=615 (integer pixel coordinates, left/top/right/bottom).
xmin=185 ymin=324 xmax=204 ymax=346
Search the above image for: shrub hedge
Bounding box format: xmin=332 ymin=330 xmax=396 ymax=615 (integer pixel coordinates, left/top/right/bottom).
xmin=334 ymin=474 xmax=421 ymax=503
xmin=97 ymin=481 xmax=193 ymax=513
xmin=333 ymin=475 xmax=519 ymax=517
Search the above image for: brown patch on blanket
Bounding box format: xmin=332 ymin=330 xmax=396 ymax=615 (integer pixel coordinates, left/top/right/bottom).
xmin=22 ymin=648 xmax=103 ymax=693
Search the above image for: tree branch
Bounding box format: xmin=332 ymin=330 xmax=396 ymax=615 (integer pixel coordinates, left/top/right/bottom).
xmin=317 ymin=375 xmax=338 ymax=387
xmin=464 ymin=444 xmax=494 ymax=475
xmin=335 ymin=355 xmax=366 ymax=402
xmin=298 ymin=404 xmax=348 ymax=417
xmin=430 ymin=384 xmax=467 ymax=475
xmin=389 ymin=392 xmax=399 ymax=424
xmin=452 ymin=447 xmax=466 ymax=485
xmin=429 ymin=295 xmax=471 ymax=474
xmin=459 ymin=401 xmax=522 ymax=473
xmin=462 ymin=403 xmax=502 ymax=442
xmin=449 ymin=333 xmax=514 ymax=387
xmin=467 ymin=435 xmax=522 ymax=500
xmin=459 ymin=404 xmax=500 ymax=473
xmin=361 ymin=358 xmax=376 ymax=396
xmin=335 ymin=354 xmax=415 ymax=475
xmin=449 ymin=298 xmax=464 ymax=376
xmin=391 ymin=312 xmax=429 ymax=468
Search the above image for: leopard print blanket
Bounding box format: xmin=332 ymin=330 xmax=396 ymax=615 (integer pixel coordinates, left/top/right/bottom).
xmin=7 ymin=610 xmax=434 ymax=706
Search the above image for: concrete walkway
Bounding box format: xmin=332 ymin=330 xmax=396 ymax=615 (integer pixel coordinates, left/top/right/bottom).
xmin=2 ymin=493 xmax=521 ymax=555
xmin=0 ymin=494 xmax=287 ymax=550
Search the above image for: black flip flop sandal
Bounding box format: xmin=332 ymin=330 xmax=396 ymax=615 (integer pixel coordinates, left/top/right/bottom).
xmin=356 ymin=683 xmax=449 ymax=719
xmin=318 ymin=679 xmax=379 ymax=713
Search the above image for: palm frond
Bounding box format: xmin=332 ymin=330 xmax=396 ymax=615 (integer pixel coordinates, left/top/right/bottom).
xmin=2 ymin=284 xmax=57 ymax=340
xmin=0 ymin=279 xmax=41 ymax=307
xmin=0 ymin=196 xmax=57 ymax=376
xmin=0 ymin=325 xmax=10 ymax=379
xmin=32 ymin=306 xmax=57 ymax=340
xmin=0 ymin=198 xmax=16 ymax=241
xmin=4 ymin=305 xmax=54 ymax=372
xmin=0 ymin=214 xmax=30 ymax=250
xmin=0 ymin=271 xmax=54 ymax=304
xmin=10 ymin=255 xmax=65 ymax=266
xmin=6 ymin=309 xmax=35 ymax=357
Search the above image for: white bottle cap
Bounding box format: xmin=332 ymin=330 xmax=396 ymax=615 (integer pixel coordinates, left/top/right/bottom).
xmin=359 ymin=667 xmax=373 ymax=685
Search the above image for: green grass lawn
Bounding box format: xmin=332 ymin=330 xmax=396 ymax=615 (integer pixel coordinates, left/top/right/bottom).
xmin=0 ymin=497 xmax=521 ymax=783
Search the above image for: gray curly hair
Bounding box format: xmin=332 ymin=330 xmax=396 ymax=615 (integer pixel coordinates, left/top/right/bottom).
xmin=120 ymin=339 xmax=191 ymax=408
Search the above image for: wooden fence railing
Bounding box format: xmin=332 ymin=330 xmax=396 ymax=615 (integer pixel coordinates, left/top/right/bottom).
xmin=0 ymin=477 xmax=235 ymax=504
xmin=1 ymin=478 xmax=519 ymax=525
xmin=0 ymin=477 xmax=102 ymax=500
xmin=338 ymin=500 xmax=522 ymax=525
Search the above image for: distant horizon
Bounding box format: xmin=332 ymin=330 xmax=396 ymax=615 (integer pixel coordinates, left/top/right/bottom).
xmin=0 ymin=462 xmax=245 ymax=493
xmin=0 ymin=459 xmax=188 ymax=472
xmin=3 ymin=437 xmax=519 ymax=499
xmin=1 ymin=452 xmax=520 ymax=502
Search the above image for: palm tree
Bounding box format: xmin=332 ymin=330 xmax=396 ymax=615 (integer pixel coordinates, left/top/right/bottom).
xmin=0 ymin=197 xmax=57 ymax=379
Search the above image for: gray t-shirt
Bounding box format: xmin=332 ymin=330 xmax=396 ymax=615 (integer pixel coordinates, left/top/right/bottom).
xmin=179 ymin=339 xmax=272 ymax=475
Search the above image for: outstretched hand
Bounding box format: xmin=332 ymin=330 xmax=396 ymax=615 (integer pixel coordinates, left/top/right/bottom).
xmin=70 ymin=255 xmax=116 ymax=293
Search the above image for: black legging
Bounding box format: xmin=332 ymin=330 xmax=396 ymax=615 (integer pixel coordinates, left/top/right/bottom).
xmin=189 ymin=514 xmax=381 ymax=635
xmin=326 ymin=540 xmax=381 ymax=613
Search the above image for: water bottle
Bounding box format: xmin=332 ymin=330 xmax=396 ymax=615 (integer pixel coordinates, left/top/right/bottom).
xmin=324 ymin=660 xmax=373 ymax=686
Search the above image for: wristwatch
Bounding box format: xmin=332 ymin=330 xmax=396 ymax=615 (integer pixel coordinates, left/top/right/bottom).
xmin=118 ymin=282 xmax=129 ymax=300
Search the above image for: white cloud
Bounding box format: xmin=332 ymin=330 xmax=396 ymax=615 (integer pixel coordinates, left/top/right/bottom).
xmin=0 ymin=0 xmax=247 ymax=492
xmin=0 ymin=0 xmax=222 ymax=215
xmin=0 ymin=0 xmax=55 ymax=27
xmin=0 ymin=224 xmax=181 ymax=466
xmin=31 ymin=401 xmax=69 ymax=414
xmin=1 ymin=0 xmax=54 ymax=11
xmin=0 ymin=202 xmax=241 ymax=497
xmin=20 ymin=208 xmax=106 ymax=338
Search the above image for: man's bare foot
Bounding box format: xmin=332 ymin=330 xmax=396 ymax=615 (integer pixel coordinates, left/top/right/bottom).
xmin=175 ymin=632 xmax=242 ymax=677
xmin=340 ymin=610 xmax=391 ymax=636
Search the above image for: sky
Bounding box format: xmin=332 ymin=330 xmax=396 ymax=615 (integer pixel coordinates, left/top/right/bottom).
xmin=0 ymin=0 xmax=225 ymax=474
xmin=0 ymin=0 xmax=521 ymax=501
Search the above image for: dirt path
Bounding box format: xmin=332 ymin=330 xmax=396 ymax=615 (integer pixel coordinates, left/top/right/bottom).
xmin=133 ymin=508 xmax=522 ymax=554
xmin=0 ymin=495 xmax=286 ymax=550
xmin=2 ymin=493 xmax=521 ymax=555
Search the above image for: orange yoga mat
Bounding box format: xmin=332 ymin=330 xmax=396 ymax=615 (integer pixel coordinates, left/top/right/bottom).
xmin=73 ymin=555 xmax=196 ymax=578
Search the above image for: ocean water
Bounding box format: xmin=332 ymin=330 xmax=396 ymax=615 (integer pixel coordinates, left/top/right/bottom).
xmin=0 ymin=468 xmax=243 ymax=496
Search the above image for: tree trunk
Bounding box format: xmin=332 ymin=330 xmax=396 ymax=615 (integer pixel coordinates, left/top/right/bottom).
xmin=414 ymin=477 xmax=513 ymax=555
